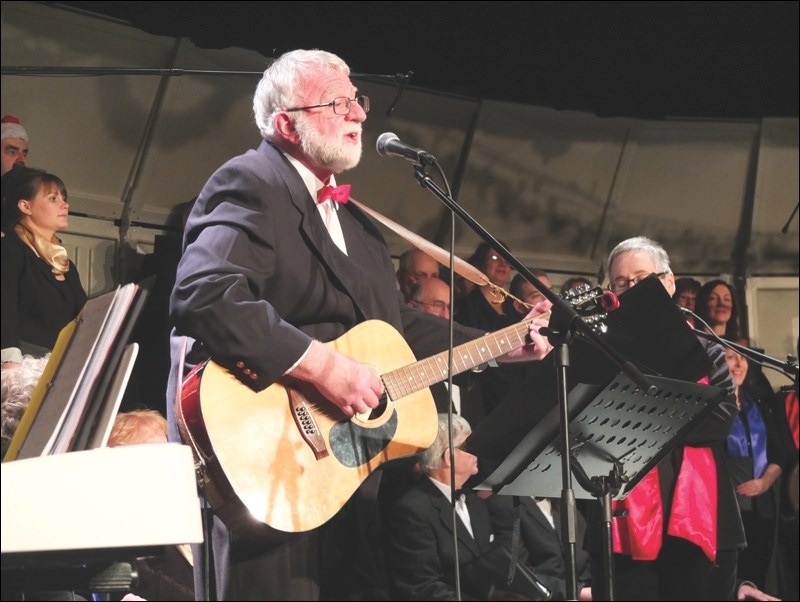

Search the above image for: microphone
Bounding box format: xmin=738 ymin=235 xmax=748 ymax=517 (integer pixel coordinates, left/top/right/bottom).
xmin=600 ymin=291 xmax=621 ymax=313
xmin=376 ymin=132 xmax=436 ymax=165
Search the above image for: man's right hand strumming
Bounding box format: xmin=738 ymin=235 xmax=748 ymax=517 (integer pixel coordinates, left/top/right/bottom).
xmin=288 ymin=340 xmax=384 ymax=417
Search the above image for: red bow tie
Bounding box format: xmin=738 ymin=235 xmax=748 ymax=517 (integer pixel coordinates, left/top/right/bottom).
xmin=317 ymin=183 xmax=351 ymax=205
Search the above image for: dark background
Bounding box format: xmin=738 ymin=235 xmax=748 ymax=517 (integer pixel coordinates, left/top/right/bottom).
xmin=52 ymin=1 xmax=798 ymax=120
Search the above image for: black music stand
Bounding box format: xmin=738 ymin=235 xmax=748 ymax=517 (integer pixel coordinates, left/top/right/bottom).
xmin=463 ymin=277 xmax=724 ymax=600
xmin=472 ymin=371 xmax=727 ymax=600
xmin=464 ymin=277 xmax=713 ymax=476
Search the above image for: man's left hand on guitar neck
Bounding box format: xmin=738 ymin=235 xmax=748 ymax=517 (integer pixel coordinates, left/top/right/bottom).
xmin=497 ymin=299 xmax=554 ymax=363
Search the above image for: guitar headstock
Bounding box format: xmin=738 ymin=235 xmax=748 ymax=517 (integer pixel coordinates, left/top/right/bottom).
xmin=561 ymin=283 xmax=614 ymax=334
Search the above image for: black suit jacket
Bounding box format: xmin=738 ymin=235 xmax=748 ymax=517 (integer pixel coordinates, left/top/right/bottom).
xmin=166 ymin=141 xmax=486 ymax=599
xmin=169 ymin=141 xmax=480 ymax=395
xmin=385 ymin=477 xmax=503 ymax=600
xmin=1 ymin=232 xmax=86 ymax=355
xmin=488 ymin=494 xmax=592 ymax=599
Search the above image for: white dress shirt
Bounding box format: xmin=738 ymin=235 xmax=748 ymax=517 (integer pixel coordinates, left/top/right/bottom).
xmin=284 ymin=153 xmax=348 ymax=255
xmin=429 ymin=476 xmax=474 ymax=538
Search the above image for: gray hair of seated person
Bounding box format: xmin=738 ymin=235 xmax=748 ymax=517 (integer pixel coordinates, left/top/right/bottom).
xmin=607 ymin=235 xmax=671 ymax=276
xmin=418 ymin=413 xmax=472 ymax=473
xmin=1 ymin=354 xmax=50 ymax=458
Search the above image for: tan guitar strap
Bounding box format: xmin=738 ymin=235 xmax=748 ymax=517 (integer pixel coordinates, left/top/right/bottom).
xmin=349 ymin=197 xmax=530 ymax=308
xmin=349 ymin=197 xmax=486 ymax=286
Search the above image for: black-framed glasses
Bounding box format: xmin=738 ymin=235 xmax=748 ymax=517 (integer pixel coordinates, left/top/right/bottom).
xmin=608 ymin=271 xmax=667 ymax=293
xmin=284 ymin=95 xmax=370 ymax=115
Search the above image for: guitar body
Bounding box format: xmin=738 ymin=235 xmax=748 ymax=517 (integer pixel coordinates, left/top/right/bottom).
xmin=176 ymin=285 xmax=608 ymax=538
xmin=177 ymin=320 xmax=437 ymax=537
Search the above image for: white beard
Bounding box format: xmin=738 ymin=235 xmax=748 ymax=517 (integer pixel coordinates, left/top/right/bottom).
xmin=294 ymin=114 xmax=362 ymax=173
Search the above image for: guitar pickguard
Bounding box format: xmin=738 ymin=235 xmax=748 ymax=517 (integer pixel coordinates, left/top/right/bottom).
xmin=328 ymin=411 xmax=398 ymax=467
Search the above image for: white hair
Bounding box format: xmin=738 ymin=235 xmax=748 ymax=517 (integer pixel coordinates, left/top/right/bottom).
xmin=607 ymin=235 xmax=671 ymax=275
xmin=253 ymin=49 xmax=351 ymax=141
xmin=2 ymin=354 xmax=50 ymax=457
xmin=418 ymin=413 xmax=472 ymax=473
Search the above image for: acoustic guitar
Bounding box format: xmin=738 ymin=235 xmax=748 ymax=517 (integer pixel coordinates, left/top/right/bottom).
xmin=177 ymin=286 xmax=609 ymax=538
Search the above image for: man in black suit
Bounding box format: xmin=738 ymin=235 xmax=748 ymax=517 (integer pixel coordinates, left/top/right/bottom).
xmin=385 ymin=413 xmax=555 ymax=601
xmin=167 ymin=49 xmax=554 ymax=601
xmin=487 ymin=494 xmax=592 ymax=600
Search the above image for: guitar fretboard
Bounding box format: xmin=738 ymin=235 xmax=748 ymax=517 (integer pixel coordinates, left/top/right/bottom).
xmin=382 ymin=319 xmax=532 ymax=401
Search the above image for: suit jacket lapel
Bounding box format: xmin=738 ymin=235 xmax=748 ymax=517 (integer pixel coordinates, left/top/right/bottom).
xmin=269 ymin=143 xmax=385 ymax=323
xmin=465 ymin=493 xmax=494 ymax=554
xmin=336 ymin=203 xmax=400 ymax=320
xmin=426 ymin=481 xmax=482 ymax=557
xmin=521 ymin=496 xmax=555 ymax=533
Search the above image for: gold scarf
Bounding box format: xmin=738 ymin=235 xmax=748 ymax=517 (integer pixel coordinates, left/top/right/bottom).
xmin=14 ymin=222 xmax=70 ymax=281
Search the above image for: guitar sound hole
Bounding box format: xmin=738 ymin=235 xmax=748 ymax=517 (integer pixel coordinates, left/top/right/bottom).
xmin=367 ymin=404 xmax=388 ymax=420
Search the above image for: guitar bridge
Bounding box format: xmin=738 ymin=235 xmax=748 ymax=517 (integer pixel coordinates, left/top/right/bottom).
xmin=288 ymin=387 xmax=329 ymax=460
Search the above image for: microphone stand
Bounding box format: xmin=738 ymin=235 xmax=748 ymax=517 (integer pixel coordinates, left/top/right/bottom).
xmin=409 ymin=160 xmax=655 ymax=600
xmin=681 ymin=310 xmax=799 ymax=386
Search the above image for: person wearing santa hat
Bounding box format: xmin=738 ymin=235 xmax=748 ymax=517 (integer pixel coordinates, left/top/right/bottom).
xmin=1 ymin=115 xmax=29 ymax=176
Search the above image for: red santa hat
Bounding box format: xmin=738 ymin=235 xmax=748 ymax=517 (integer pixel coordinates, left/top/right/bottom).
xmin=1 ymin=115 xmax=29 ymax=142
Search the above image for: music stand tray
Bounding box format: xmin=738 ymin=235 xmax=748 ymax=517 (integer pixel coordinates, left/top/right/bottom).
xmin=474 ymin=371 xmax=726 ymax=499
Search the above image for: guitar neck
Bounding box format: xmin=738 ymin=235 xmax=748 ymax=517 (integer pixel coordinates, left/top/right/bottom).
xmin=381 ymin=318 xmax=533 ymax=401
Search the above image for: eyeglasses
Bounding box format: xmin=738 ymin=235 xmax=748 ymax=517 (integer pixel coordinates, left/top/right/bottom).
xmin=285 ymin=95 xmax=370 ymax=115
xmin=608 ymin=271 xmax=667 ymax=293
xmin=488 ymin=254 xmax=510 ymax=266
xmin=418 ymin=300 xmax=450 ymax=311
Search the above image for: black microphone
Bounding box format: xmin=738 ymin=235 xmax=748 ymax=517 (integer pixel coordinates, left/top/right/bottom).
xmin=600 ymin=291 xmax=621 ymax=313
xmin=376 ymin=132 xmax=436 ymax=165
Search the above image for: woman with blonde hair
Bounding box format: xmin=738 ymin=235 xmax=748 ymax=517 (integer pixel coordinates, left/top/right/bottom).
xmin=1 ymin=166 xmax=86 ymax=366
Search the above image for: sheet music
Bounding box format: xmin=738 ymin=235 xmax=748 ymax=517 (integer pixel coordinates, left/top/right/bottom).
xmin=87 ymin=343 xmax=139 ymax=449
xmin=43 ymin=283 xmax=138 ymax=455
xmin=8 ymin=291 xmax=113 ymax=460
